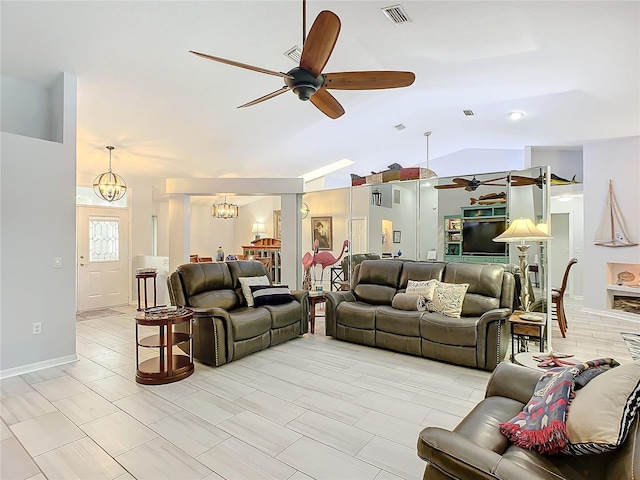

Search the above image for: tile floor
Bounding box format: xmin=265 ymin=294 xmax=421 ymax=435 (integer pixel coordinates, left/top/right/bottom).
xmin=1 ymin=298 xmax=637 ymax=480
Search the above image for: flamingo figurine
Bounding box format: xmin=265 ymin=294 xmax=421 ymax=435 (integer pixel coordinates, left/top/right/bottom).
xmin=301 ymin=240 xmax=350 ymax=289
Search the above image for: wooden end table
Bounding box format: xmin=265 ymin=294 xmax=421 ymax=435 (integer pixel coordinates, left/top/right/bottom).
xmin=135 ymin=307 xmax=194 ymax=385
xmin=135 ymin=271 xmax=157 ymax=311
xmin=308 ymin=292 xmax=326 ymax=334
xmin=508 ymin=311 xmax=546 ymax=362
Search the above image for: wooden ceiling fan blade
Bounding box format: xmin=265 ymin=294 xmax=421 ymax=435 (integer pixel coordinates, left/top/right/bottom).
xmin=452 ymin=178 xmax=472 ymax=185
xmin=237 ymin=86 xmax=291 ymax=108
xmin=190 ymin=51 xmax=293 ymax=79
xmin=434 ymin=184 xmax=465 ymax=190
xmin=323 ymin=71 xmax=415 ymax=90
xmin=480 ymin=176 xmax=507 ymax=184
xmin=310 ymin=89 xmax=344 ymax=119
xmin=510 ymin=175 xmax=537 ymax=184
xmin=299 ymin=11 xmax=340 ymax=77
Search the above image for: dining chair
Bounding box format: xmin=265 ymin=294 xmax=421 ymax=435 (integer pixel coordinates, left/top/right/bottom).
xmin=551 ymin=258 xmax=578 ymax=338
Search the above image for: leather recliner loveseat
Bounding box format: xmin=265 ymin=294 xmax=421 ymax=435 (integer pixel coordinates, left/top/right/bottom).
xmin=324 ymin=260 xmax=515 ymax=371
xmin=418 ymin=361 xmax=639 ymax=479
xmin=168 ymin=260 xmax=308 ymax=366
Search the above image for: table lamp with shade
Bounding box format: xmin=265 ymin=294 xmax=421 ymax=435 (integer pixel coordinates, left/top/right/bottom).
xmin=251 ymin=222 xmax=266 ymax=240
xmin=493 ymin=218 xmax=552 ymax=312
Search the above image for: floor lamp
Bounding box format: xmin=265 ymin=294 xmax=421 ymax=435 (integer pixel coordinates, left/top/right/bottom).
xmin=493 ymin=218 xmax=551 ymax=312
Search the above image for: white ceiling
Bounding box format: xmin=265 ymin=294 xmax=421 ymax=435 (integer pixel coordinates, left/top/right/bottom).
xmin=2 ymin=1 xmax=639 ymax=195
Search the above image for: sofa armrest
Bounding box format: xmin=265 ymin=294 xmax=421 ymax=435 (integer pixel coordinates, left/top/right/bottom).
xmin=485 ymin=362 xmax=542 ymax=403
xmin=191 ymin=307 xmax=234 ymax=365
xmin=324 ymin=291 xmax=356 ymax=337
xmin=291 ymin=290 xmax=310 ymax=334
xmin=477 ymin=308 xmax=511 ymax=327
xmin=418 ymin=427 xmax=561 ymax=480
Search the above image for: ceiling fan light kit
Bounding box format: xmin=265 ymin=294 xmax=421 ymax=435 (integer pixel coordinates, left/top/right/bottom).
xmin=190 ymin=1 xmax=415 ymax=119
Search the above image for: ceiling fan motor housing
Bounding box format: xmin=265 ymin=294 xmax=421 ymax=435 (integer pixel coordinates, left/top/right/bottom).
xmin=285 ymin=67 xmax=324 ymax=101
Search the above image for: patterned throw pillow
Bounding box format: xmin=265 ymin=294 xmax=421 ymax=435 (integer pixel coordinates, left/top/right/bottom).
xmin=406 ymin=279 xmax=437 ymax=301
xmin=249 ymin=285 xmax=295 ymax=306
xmin=565 ymin=360 xmax=640 ymax=455
xmin=427 ymin=281 xmax=469 ymax=318
xmin=238 ymin=275 xmax=270 ymax=307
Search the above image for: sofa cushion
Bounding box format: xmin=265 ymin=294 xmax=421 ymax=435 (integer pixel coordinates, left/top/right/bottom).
xmin=250 ymin=285 xmax=294 ymax=306
xmin=229 ymin=307 xmax=272 ymax=341
xmin=263 ymin=300 xmax=303 ymax=329
xmin=428 ymin=281 xmax=469 ymax=318
xmin=399 ymin=262 xmax=445 ymax=288
xmin=189 ymin=289 xmax=239 ymax=310
xmin=376 ymin=306 xmax=422 ymax=336
xmin=352 ymin=260 xmax=403 ymax=305
xmin=177 ymin=262 xmax=234 ymax=297
xmin=336 ymin=301 xmax=377 ymax=329
xmin=420 ymin=313 xmax=478 ymax=347
xmin=565 ymin=360 xmax=640 ymax=455
xmin=238 ymin=275 xmax=270 ymax=307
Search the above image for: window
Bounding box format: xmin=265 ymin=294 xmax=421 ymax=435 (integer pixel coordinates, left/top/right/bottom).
xmin=89 ymin=217 xmax=120 ymax=262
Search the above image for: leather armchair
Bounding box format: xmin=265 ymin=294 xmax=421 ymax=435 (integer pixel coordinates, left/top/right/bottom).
xmin=418 ymin=362 xmax=639 ymax=479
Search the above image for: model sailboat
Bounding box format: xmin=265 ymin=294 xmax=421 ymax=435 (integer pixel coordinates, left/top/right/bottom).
xmin=594 ymin=180 xmax=638 ymax=247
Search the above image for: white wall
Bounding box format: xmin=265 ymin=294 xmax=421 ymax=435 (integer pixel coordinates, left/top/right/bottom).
xmin=1 ymin=75 xmax=62 ymax=143
xmin=531 ymin=148 xmax=583 ymax=183
xmin=1 ymin=73 xmax=78 ymax=376
xmin=583 ymin=136 xmax=640 ymax=314
xmin=431 ymin=149 xmax=524 ymax=178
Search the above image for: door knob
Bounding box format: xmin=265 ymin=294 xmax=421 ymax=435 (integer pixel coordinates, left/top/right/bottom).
xmin=80 ymin=263 xmax=85 ymax=266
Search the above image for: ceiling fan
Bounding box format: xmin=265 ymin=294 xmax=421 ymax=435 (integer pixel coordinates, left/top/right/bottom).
xmin=434 ymin=176 xmax=507 ymax=192
xmin=189 ymin=0 xmax=415 ymax=119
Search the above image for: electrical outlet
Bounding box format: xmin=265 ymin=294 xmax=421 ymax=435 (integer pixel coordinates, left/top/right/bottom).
xmin=32 ymin=322 xmax=42 ymax=335
xmin=53 ymin=257 xmax=63 ymax=268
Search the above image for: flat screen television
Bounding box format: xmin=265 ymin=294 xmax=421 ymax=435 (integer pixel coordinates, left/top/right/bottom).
xmin=462 ymin=219 xmax=508 ymax=256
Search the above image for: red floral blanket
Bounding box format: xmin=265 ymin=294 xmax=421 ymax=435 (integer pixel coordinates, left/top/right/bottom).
xmin=499 ymin=358 xmax=618 ymax=454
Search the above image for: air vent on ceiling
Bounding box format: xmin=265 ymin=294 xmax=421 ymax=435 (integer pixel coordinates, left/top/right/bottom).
xmin=382 ymin=5 xmax=411 ymax=24
xmin=284 ymin=46 xmax=302 ymax=64
xmin=463 ymin=110 xmax=475 ymax=116
xmin=394 ymin=123 xmax=406 ymax=131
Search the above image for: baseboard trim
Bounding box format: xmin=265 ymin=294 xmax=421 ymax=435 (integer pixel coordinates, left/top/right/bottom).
xmin=0 ymin=354 xmax=79 ymax=379
xmin=582 ymin=307 xmax=640 ymax=324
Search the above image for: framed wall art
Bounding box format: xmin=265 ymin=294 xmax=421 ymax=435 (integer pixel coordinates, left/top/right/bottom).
xmin=311 ymin=216 xmax=332 ymax=250
xmin=393 ymin=230 xmax=401 ymax=243
xmin=273 ymin=210 xmax=281 ymax=239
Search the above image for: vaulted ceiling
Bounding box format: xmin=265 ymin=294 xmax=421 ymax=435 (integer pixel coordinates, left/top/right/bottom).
xmin=2 ymin=1 xmax=638 ymax=192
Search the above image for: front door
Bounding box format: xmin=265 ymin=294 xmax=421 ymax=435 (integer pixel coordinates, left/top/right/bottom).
xmin=77 ymin=206 xmax=130 ymax=310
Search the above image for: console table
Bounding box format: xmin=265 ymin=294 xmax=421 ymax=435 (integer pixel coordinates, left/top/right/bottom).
xmin=135 ymin=308 xmax=194 ymax=385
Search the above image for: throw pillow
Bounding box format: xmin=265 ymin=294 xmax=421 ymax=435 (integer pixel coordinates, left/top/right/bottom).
xmin=427 ymin=281 xmax=469 ymax=318
xmin=250 ymin=285 xmax=294 ymax=306
xmin=406 ymin=279 xmax=437 ymax=301
xmin=238 ymin=275 xmax=270 ymax=307
xmin=392 ymin=293 xmax=427 ymax=311
xmin=565 ymin=360 xmax=640 ymax=455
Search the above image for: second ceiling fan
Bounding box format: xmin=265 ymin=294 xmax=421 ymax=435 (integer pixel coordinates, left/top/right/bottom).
xmin=190 ymin=0 xmax=415 ymax=119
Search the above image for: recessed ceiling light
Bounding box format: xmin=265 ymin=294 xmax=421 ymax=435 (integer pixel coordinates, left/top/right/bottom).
xmin=394 ymin=124 xmax=406 ymax=131
xmin=463 ymin=110 xmax=475 ymax=116
xmin=509 ymin=111 xmax=525 ymax=120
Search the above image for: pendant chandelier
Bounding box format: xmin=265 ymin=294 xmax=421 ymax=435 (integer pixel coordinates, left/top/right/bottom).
xmin=211 ymin=196 xmax=239 ymax=219
xmin=93 ymin=146 xmax=127 ymax=202
xmin=423 ymin=131 xmax=437 ymax=179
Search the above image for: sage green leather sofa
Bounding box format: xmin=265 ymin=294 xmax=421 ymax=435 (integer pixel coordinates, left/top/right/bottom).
xmin=168 ymin=260 xmax=308 ymax=366
xmin=324 ymin=260 xmax=515 ymax=371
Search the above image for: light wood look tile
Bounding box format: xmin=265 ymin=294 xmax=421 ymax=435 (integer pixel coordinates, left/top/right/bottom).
xmin=0 ymin=301 xmax=634 ymax=479
xmin=33 ymin=436 xmax=125 ymax=480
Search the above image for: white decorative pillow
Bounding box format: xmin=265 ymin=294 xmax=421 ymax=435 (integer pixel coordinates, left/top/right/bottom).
xmin=427 ymin=281 xmax=469 ymax=318
xmin=565 ymin=360 xmax=640 ymax=455
xmin=406 ymin=279 xmax=437 ymax=301
xmin=238 ymin=275 xmax=270 ymax=307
